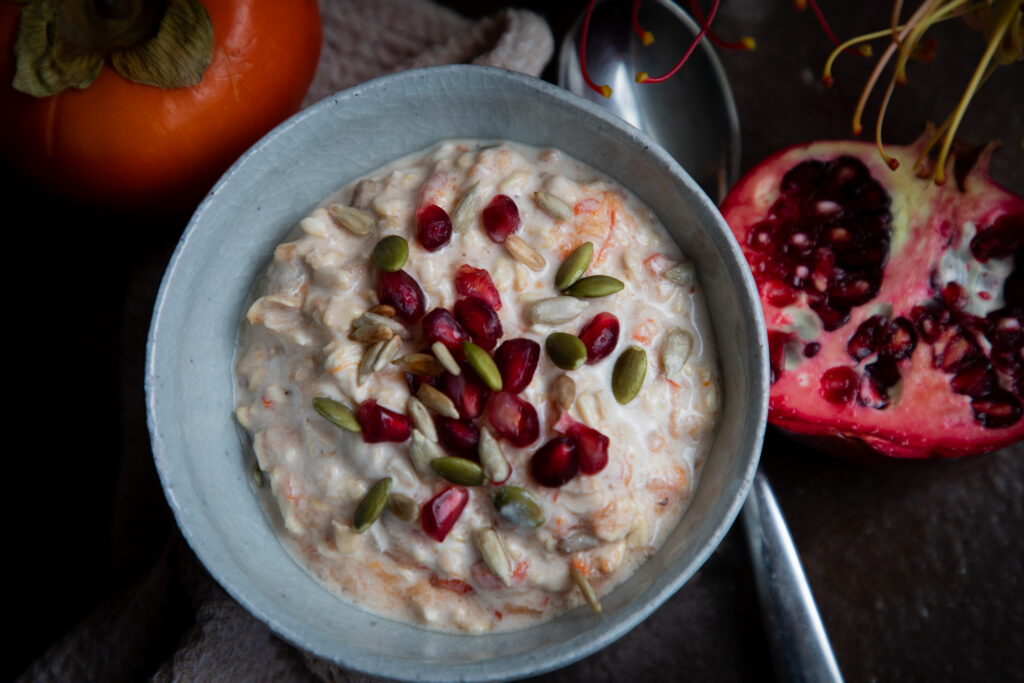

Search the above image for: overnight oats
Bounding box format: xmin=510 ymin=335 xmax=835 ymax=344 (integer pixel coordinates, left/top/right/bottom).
xmin=233 ymin=140 xmax=721 ymax=632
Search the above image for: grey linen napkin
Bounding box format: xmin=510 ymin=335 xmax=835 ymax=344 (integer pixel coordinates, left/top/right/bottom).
xmin=17 ymin=2 xmax=552 ymax=681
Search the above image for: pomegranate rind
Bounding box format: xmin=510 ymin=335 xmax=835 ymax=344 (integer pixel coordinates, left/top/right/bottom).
xmin=722 ymin=136 xmax=1024 ymax=459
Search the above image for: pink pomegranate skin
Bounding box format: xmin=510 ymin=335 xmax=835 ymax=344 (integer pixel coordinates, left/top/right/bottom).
xmin=721 ymin=134 xmax=1024 ymax=458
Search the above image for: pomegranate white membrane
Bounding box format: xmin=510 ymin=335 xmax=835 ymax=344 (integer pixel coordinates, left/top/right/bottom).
xmin=234 ymin=140 xmax=721 ymax=631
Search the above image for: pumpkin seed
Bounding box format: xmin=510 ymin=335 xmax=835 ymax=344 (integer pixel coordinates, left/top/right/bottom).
xmin=372 ymin=334 xmax=403 ymax=372
xmin=555 ymin=242 xmax=594 ymax=291
xmin=535 ymin=191 xmax=573 ymax=222
xmin=417 ymin=384 xmax=460 ymax=419
xmin=612 ymin=345 xmax=647 ymax=404
xmin=557 ymin=531 xmax=601 ymax=554
xmin=553 ymin=374 xmax=576 ymax=411
xmin=451 ymin=182 xmax=483 ymax=232
xmin=348 ymin=322 xmax=394 ymax=344
xmin=328 ymin=204 xmax=375 ymax=236
xmin=564 ymin=275 xmax=624 ymax=298
xmin=407 ymin=397 xmax=438 ymax=442
xmin=528 ymin=296 xmax=588 ymax=325
xmin=251 ymin=462 xmax=264 ymax=488
xmin=409 ymin=428 xmax=443 ymax=476
xmin=357 ymin=341 xmax=384 ymax=386
xmin=387 ymin=492 xmax=419 ymax=523
xmin=570 ymin=565 xmax=602 ymax=614
xmin=432 ymin=456 xmax=487 ymax=486
xmin=312 ymin=396 xmax=361 ymax=432
xmin=474 ymin=527 xmax=513 ymax=586
xmin=662 ymin=260 xmax=695 ymax=287
xmin=478 ymin=428 xmax=509 ymax=483
xmin=546 ymin=332 xmax=587 ymax=370
xmin=463 ymin=341 xmax=503 ymax=391
xmin=661 ymin=327 xmax=693 ymax=378
xmin=372 ymin=235 xmax=409 ymax=272
xmin=430 ymin=341 xmax=461 ymax=376
xmin=505 ymin=234 xmax=546 ymax=271
xmin=353 ymin=478 xmax=392 ymax=533
xmin=392 ymin=353 xmax=444 ymax=376
xmin=491 ymin=486 xmax=545 ymax=528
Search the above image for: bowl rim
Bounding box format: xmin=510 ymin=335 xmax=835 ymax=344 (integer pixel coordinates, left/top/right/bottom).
xmin=146 ymin=63 xmax=767 ymax=681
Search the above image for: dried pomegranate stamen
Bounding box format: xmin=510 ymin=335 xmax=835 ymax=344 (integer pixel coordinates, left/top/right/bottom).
xmin=796 ymin=0 xmax=873 ymax=57
xmin=631 ymin=0 xmax=654 ymax=46
xmin=579 ymin=0 xmax=613 ymax=98
xmin=688 ymin=0 xmax=755 ymax=51
xmin=635 ymin=0 xmax=720 ymax=84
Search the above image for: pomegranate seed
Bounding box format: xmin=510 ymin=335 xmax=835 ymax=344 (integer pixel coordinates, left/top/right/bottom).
xmin=440 ymin=368 xmax=490 ymax=420
xmin=566 ymin=422 xmax=610 ymax=475
xmin=416 ymin=204 xmax=453 ymax=251
xmin=767 ymin=330 xmax=791 ymax=384
xmin=481 ymin=194 xmax=521 ymax=243
xmin=455 ymin=264 xmax=502 ymax=310
xmin=763 ymin=280 xmax=797 ymax=307
xmin=969 ymin=213 xmax=1024 ymax=261
xmin=378 ymin=269 xmax=426 ymax=323
xmin=937 ymin=330 xmax=981 ymax=373
xmin=951 ymin=358 xmax=997 ymax=398
xmin=356 ymin=399 xmax=412 ymax=443
xmin=421 ymin=486 xmax=469 ymax=541
xmin=578 ymin=312 xmax=620 ymax=364
xmin=971 ymin=390 xmax=1023 ymax=429
xmin=494 ymin=338 xmax=540 ymax=394
xmin=435 ymin=416 xmax=480 ymax=459
xmin=941 ymin=282 xmax=966 ymax=310
xmin=422 ymin=308 xmax=469 ymax=357
xmin=455 ymin=296 xmax=503 ymax=350
xmin=803 ymin=342 xmax=820 ymax=358
xmin=846 ymin=315 xmax=887 ymax=361
xmin=820 ymin=366 xmax=858 ymax=404
xmin=911 ymin=304 xmax=943 ymax=343
xmin=488 ymin=391 xmax=539 ymax=447
xmin=881 ymin=317 xmax=917 ymax=361
xmin=530 ymin=437 xmax=579 ymax=487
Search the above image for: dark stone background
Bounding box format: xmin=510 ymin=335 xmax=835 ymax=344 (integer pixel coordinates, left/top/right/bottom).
xmin=4 ymin=1 xmax=1022 ymax=681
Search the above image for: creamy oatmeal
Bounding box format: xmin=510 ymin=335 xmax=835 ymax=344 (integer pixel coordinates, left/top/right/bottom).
xmin=234 ymin=140 xmax=720 ymax=632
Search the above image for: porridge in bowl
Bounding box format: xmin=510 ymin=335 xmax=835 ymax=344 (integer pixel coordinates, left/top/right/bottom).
xmin=234 ymin=140 xmax=720 ymax=632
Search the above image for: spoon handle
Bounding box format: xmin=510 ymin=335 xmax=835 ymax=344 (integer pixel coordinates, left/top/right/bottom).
xmin=742 ymin=470 xmax=844 ymax=683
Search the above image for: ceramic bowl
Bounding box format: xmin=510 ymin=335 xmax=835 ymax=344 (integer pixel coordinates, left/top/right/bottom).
xmin=146 ymin=64 xmax=767 ymax=681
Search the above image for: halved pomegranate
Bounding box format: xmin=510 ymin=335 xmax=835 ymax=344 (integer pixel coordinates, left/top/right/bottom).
xmin=455 ymin=264 xmax=502 ymax=310
xmin=488 ymin=391 xmax=539 ymax=448
xmin=454 ymin=296 xmax=503 ymax=350
xmin=356 ymin=399 xmax=412 ymax=443
xmin=377 ymin=269 xmax=426 ymax=323
xmin=721 ymin=133 xmax=1024 ymax=458
xmin=494 ymin=338 xmax=540 ymax=394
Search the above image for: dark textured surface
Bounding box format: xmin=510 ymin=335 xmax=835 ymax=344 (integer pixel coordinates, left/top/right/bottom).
xmin=6 ymin=1 xmax=1023 ymax=681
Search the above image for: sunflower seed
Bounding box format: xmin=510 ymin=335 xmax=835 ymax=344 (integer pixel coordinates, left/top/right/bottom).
xmin=478 ymin=428 xmax=509 ymax=483
xmin=557 ymin=531 xmax=600 ymax=554
xmin=564 ymin=275 xmax=625 ymax=298
xmin=369 ymin=304 xmax=396 ymax=318
xmin=463 ymin=341 xmax=503 ymax=391
xmin=349 ymin=323 xmax=394 ymax=344
xmin=576 ymin=391 xmax=601 ymax=426
xmin=392 ymin=353 xmax=444 ymax=376
xmin=432 ymin=456 xmax=486 ymax=486
xmin=474 ymin=527 xmax=513 ymax=587
xmin=662 ymin=260 xmax=695 ymax=287
xmin=451 ymin=182 xmax=483 ymax=232
xmin=553 ymin=374 xmax=576 ymax=411
xmin=491 ymin=486 xmax=545 ymax=528
xmin=333 ymin=520 xmax=361 ymax=553
xmin=328 ymin=204 xmax=375 ymax=236
xmin=357 ymin=341 xmax=384 ymax=386
xmin=407 ymin=397 xmax=438 ymax=442
xmin=555 ymin=242 xmax=594 ymax=291
xmin=353 ymin=478 xmax=392 ymax=533
xmin=661 ymin=327 xmax=693 ymax=378
xmin=570 ymin=565 xmax=602 ymax=613
xmin=528 ymin=296 xmax=588 ymax=325
xmin=372 ymin=334 xmax=403 ymax=372
xmin=499 ymin=170 xmax=530 ymax=193
xmin=612 ymin=345 xmax=647 ymax=404
xmin=409 ymin=428 xmax=444 ymax=476
xmin=505 ymin=234 xmax=546 ymax=271
xmin=535 ymin=191 xmax=573 ymax=222
xmin=417 ymin=384 xmax=460 ymax=419
xmin=353 ymin=311 xmax=408 ymax=338
xmin=430 ymin=341 xmax=461 ymax=376
xmin=387 ymin=492 xmax=419 ymax=523
xmin=312 ymin=397 xmax=361 ymax=432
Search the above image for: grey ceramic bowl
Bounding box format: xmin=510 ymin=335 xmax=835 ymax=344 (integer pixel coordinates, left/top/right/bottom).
xmin=147 ymin=65 xmax=767 ymax=681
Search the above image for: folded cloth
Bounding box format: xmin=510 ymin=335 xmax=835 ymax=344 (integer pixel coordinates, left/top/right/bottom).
xmin=17 ymin=2 xmax=552 ymax=681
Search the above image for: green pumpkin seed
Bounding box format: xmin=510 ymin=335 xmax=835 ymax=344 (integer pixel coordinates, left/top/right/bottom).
xmin=564 ymin=274 xmax=624 ymax=298
xmin=555 ymin=242 xmax=594 ymax=291
xmin=312 ymin=397 xmax=361 ymax=432
xmin=463 ymin=341 xmax=503 ymax=391
xmin=372 ymin=235 xmax=409 ymax=272
xmin=491 ymin=486 xmax=545 ymax=528
xmin=387 ymin=492 xmax=419 ymax=523
xmin=545 ymin=332 xmax=587 ymax=370
xmin=612 ymin=345 xmax=647 ymax=404
xmin=353 ymin=477 xmax=392 ymax=533
xmin=431 ymin=457 xmax=487 ymax=486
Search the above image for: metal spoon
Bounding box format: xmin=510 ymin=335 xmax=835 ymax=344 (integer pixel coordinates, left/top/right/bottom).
xmin=558 ymin=3 xmax=842 ymax=681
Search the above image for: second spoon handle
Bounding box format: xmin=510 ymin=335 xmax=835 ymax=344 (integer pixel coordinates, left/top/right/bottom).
xmin=742 ymin=470 xmax=843 ymax=683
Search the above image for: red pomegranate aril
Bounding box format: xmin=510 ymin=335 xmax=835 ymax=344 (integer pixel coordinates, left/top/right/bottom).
xmin=357 ymin=399 xmax=412 ymax=443
xmin=936 ymin=330 xmax=980 ymax=374
xmin=530 ymin=437 xmax=579 ymax=487
xmin=422 ymin=308 xmax=469 ymax=357
xmin=847 ymin=315 xmax=887 ymax=361
xmin=378 ymin=269 xmax=426 ymax=323
xmin=494 ymin=338 xmax=540 ymax=394
xmin=441 ymin=369 xmax=490 ymax=420
xmin=481 ymin=194 xmax=521 ymax=243
xmin=911 ymin=304 xmax=945 ymax=344
xmin=971 ymin=391 xmax=1024 ymax=429
xmin=764 ymin=280 xmax=797 ymax=307
xmin=435 ymin=416 xmax=480 ymax=459
xmin=969 ymin=213 xmax=1024 ymax=261
xmin=417 ymin=204 xmax=453 ymax=251
xmin=578 ymin=312 xmax=620 ymax=364
xmin=455 ymin=264 xmax=502 ymax=310
xmin=950 ymin=359 xmax=997 ymax=398
xmin=881 ymin=317 xmax=917 ymax=361
xmin=803 ymin=342 xmax=821 ymax=358
xmin=454 ymin=296 xmax=503 ymax=350
xmin=567 ymin=422 xmax=610 ymax=475
xmin=421 ymin=486 xmax=469 ymax=542
xmin=488 ymin=391 xmax=540 ymax=448
xmin=820 ymin=366 xmax=859 ymax=404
